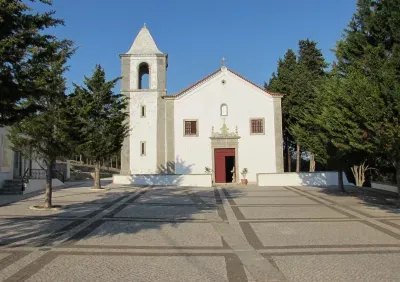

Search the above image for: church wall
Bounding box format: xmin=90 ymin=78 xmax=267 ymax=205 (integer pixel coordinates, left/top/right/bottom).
xmin=173 ymin=69 xmax=277 ymax=182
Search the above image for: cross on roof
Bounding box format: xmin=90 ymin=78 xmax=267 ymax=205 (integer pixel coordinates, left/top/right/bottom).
xmin=221 ymin=57 xmax=227 ymax=67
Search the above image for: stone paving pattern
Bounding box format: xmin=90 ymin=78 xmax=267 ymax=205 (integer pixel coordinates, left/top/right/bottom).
xmin=1 ymin=181 xmax=400 ymax=281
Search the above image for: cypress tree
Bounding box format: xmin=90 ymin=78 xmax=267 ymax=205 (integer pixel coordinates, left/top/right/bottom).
xmin=290 ymin=39 xmax=328 ymax=172
xmin=266 ymin=49 xmax=297 ymax=172
xmin=268 ymin=41 xmax=328 ymax=173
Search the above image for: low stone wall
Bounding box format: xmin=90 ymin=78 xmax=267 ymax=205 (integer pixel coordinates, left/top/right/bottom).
xmin=113 ymin=174 xmax=212 ymax=187
xmin=25 ymin=179 xmax=65 ymax=194
xmin=371 ymin=182 xmax=398 ymax=193
xmin=257 ymin=171 xmax=354 ymax=187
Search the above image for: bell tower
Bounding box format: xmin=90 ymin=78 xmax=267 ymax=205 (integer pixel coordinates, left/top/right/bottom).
xmin=120 ymin=24 xmax=168 ymax=174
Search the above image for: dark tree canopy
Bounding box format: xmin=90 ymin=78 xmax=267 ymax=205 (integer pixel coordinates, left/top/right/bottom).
xmin=267 ymin=41 xmax=328 ymax=172
xmin=8 ymin=39 xmax=75 ymax=208
xmin=0 ymin=0 xmax=65 ymax=125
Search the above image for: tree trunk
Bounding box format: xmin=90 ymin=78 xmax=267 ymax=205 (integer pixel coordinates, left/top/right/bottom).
xmin=309 ymin=153 xmax=315 ymax=172
xmin=44 ymin=161 xmax=53 ymax=208
xmin=296 ymin=144 xmax=301 ymax=172
xmin=350 ymin=162 xmax=368 ymax=187
xmin=351 ymin=165 xmax=360 ymax=187
xmin=396 ymin=160 xmax=400 ymax=199
xmin=338 ymin=167 xmax=345 ymax=193
xmin=287 ymin=145 xmax=292 ymax=172
xmin=93 ymin=161 xmax=102 ymax=189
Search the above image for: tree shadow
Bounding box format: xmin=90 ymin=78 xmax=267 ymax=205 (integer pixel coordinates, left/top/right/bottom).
xmin=303 ymin=184 xmax=400 ymax=215
xmin=297 ymin=171 xmax=353 ymax=187
xmin=293 ymin=171 xmax=400 ymax=215
xmin=0 ymin=174 xmax=243 ymax=252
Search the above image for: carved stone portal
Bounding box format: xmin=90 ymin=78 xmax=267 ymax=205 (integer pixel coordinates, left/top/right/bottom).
xmin=210 ymin=121 xmax=241 ymax=183
xmin=211 ymin=122 xmax=239 ymax=139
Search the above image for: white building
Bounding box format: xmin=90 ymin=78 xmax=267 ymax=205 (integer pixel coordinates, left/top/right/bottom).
xmin=0 ymin=127 xmax=68 ymax=192
xmin=118 ymin=25 xmax=284 ymax=184
xmin=0 ymin=127 xmax=40 ymax=187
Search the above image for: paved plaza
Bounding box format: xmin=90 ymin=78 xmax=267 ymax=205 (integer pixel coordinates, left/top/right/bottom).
xmin=0 ymin=182 xmax=400 ymax=281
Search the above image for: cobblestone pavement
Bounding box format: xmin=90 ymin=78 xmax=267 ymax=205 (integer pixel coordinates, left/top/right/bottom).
xmin=1 ymin=182 xmax=400 ymax=281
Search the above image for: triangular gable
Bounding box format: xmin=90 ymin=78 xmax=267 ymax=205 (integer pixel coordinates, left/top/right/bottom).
xmin=162 ymin=67 xmax=283 ymax=99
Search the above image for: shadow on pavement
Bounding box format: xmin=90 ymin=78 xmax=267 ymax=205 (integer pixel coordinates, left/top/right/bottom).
xmin=0 ymin=179 xmax=243 ymax=249
xmin=314 ymin=185 xmax=400 ymax=214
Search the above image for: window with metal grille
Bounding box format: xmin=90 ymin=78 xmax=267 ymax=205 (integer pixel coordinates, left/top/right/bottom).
xmin=250 ymin=119 xmax=264 ymax=134
xmin=184 ymin=120 xmax=198 ymax=136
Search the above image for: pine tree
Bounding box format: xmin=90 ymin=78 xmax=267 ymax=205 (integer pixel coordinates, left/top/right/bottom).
xmin=68 ymin=65 xmax=129 ymax=190
xmin=266 ymin=49 xmax=297 ymax=172
xmin=0 ymin=0 xmax=65 ymax=125
xmin=8 ymin=40 xmax=74 ymax=208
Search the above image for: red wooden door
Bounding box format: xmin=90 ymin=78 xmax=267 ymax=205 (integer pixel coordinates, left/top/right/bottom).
xmin=215 ymin=149 xmax=235 ymax=183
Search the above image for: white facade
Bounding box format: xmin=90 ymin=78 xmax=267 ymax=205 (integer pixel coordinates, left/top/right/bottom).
xmin=173 ymin=68 xmax=279 ymax=182
xmin=120 ymin=25 xmax=284 ymax=184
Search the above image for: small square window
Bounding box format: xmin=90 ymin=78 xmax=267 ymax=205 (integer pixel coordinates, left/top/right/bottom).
xmin=250 ymin=119 xmax=264 ymax=134
xmin=140 ymin=105 xmax=146 ymax=117
xmin=140 ymin=141 xmax=146 ymax=156
xmin=184 ymin=120 xmax=198 ymax=136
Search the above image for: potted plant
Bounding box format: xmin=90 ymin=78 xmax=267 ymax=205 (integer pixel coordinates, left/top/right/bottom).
xmin=241 ymin=168 xmax=248 ymax=185
xmin=205 ymin=167 xmax=214 ymax=184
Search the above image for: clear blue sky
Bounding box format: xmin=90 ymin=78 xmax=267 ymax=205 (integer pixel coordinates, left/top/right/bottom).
xmin=33 ymin=0 xmax=357 ymax=94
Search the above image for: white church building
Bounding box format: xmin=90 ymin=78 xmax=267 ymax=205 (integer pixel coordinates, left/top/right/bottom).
xmin=115 ymin=25 xmax=284 ymax=186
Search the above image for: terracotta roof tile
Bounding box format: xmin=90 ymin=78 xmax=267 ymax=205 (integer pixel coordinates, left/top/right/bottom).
xmin=162 ymin=67 xmax=283 ymax=99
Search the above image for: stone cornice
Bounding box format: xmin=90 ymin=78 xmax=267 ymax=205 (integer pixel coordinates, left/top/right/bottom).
xmin=120 ymin=53 xmax=168 ymax=58
xmin=121 ymin=89 xmax=167 ymax=93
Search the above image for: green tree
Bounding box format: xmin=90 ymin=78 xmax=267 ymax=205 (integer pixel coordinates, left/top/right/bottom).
xmin=8 ymin=40 xmax=74 ymax=208
xmin=0 ymin=0 xmax=65 ymax=126
xmin=266 ymin=49 xmax=297 ymax=172
xmin=311 ymin=65 xmax=380 ymax=190
xmin=317 ymin=0 xmax=400 ymax=193
xmin=290 ymin=39 xmax=328 ymax=172
xmin=68 ymin=65 xmax=129 ymax=190
xmin=268 ymin=41 xmax=328 ymax=173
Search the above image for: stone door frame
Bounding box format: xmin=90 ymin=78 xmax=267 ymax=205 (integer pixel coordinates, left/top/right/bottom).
xmin=210 ymin=138 xmax=240 ymax=184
